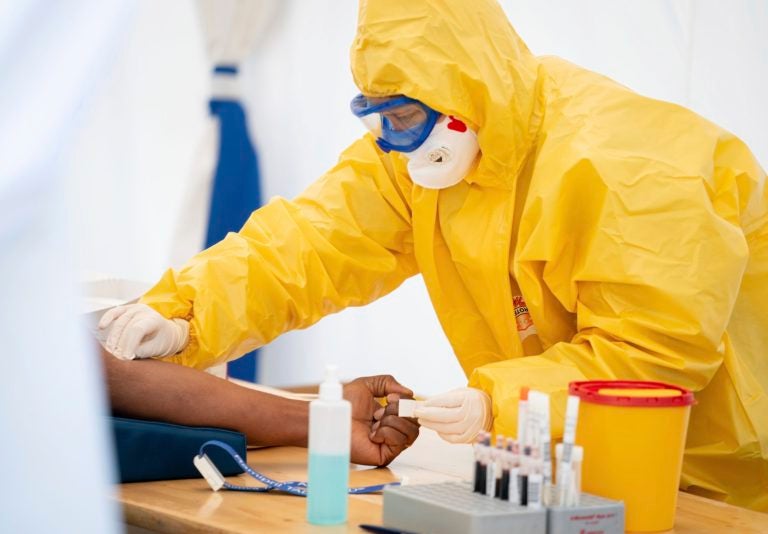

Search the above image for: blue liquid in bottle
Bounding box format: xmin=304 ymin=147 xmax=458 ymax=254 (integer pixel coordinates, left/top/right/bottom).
xmin=307 ymin=452 xmax=350 ymax=524
xmin=307 ymin=365 xmax=351 ymax=525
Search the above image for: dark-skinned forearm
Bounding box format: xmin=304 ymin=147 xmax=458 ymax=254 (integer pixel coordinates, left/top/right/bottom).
xmin=101 ymin=350 xmax=309 ymax=447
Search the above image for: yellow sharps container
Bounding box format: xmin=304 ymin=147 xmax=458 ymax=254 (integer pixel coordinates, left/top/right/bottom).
xmin=569 ymin=380 xmax=695 ymax=532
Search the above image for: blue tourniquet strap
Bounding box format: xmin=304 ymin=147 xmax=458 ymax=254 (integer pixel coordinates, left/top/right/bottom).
xmin=197 ymin=440 xmax=400 ymax=496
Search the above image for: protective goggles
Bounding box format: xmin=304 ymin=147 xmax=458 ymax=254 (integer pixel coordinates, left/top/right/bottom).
xmin=350 ymin=93 xmax=441 ymax=153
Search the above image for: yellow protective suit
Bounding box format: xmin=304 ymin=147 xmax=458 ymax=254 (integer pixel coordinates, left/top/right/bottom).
xmin=142 ymin=0 xmax=768 ymax=510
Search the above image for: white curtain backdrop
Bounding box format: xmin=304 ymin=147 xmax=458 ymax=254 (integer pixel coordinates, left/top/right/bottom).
xmin=67 ymin=0 xmax=767 ymax=396
xmin=168 ymin=0 xmax=280 ymax=270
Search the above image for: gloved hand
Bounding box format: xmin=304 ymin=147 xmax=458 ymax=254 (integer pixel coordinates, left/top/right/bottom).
xmin=414 ymin=387 xmax=492 ymax=444
xmin=98 ymin=303 xmax=189 ymax=361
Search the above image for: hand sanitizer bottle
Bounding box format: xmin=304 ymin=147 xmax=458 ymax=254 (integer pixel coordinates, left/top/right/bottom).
xmin=307 ymin=364 xmax=351 ymax=525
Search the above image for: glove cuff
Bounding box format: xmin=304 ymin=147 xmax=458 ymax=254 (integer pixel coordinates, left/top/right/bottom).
xmin=170 ymin=318 xmax=191 ymax=355
xmin=479 ymin=389 xmax=493 ymax=433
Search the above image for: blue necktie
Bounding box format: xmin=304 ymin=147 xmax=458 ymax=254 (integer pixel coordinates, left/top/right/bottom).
xmin=205 ymin=64 xmax=261 ymax=382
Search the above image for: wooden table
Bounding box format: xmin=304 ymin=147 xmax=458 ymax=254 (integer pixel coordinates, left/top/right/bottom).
xmin=120 ymin=429 xmax=768 ymax=533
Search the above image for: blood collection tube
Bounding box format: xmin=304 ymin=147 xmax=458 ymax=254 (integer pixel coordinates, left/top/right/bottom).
xmin=509 ymin=439 xmax=521 ymax=505
xmin=500 ymin=438 xmax=513 ymax=501
xmin=520 ymin=445 xmax=531 ymax=505
xmin=527 ymin=446 xmax=543 ymax=509
xmin=485 ymin=434 xmax=496 ymax=498
xmin=479 ymin=433 xmax=490 ymax=495
xmin=493 ymin=435 xmax=504 ymax=498
xmin=472 ymin=432 xmax=483 ymax=493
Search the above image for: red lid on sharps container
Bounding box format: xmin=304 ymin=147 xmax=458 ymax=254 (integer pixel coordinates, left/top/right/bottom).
xmin=569 ymin=380 xmax=695 ymax=407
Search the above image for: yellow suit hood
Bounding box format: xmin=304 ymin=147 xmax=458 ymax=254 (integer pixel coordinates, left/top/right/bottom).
xmin=351 ymin=0 xmax=542 ymax=189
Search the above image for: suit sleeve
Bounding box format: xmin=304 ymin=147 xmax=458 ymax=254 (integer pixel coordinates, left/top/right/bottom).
xmin=141 ymin=136 xmax=417 ymax=369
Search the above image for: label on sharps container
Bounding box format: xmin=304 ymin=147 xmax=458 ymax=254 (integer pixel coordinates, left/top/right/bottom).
xmin=513 ymin=296 xmax=538 ymax=342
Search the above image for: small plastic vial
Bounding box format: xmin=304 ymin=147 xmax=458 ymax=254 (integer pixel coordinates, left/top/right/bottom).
xmin=306 ymin=365 xmax=351 ymax=525
xmin=570 ymin=445 xmax=583 ymax=506
xmin=555 ymin=443 xmax=584 ymax=506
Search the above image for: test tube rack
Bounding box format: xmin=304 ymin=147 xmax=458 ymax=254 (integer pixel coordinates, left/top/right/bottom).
xmin=545 ymin=485 xmax=624 ymax=534
xmin=383 ymin=481 xmax=545 ymax=534
xmin=382 ymin=481 xmax=624 ymax=534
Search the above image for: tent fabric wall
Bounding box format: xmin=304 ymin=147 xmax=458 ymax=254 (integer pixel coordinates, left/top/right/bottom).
xmin=66 ymin=0 xmax=767 ymax=396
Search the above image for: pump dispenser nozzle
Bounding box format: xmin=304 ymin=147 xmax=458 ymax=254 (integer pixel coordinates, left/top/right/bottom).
xmin=319 ymin=364 xmax=342 ymax=401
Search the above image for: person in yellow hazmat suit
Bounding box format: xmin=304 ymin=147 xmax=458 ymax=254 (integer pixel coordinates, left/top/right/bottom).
xmin=99 ymin=0 xmax=767 ymax=510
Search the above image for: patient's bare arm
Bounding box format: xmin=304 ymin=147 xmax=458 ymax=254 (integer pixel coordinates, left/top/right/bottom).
xmin=102 ymin=349 xmax=310 ymax=447
xmin=101 ymin=349 xmax=419 ymax=466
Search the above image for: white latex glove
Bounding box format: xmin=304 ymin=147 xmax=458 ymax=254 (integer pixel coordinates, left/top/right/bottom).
xmin=98 ymin=303 xmax=189 ymax=360
xmin=414 ymin=387 xmax=492 ymax=444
